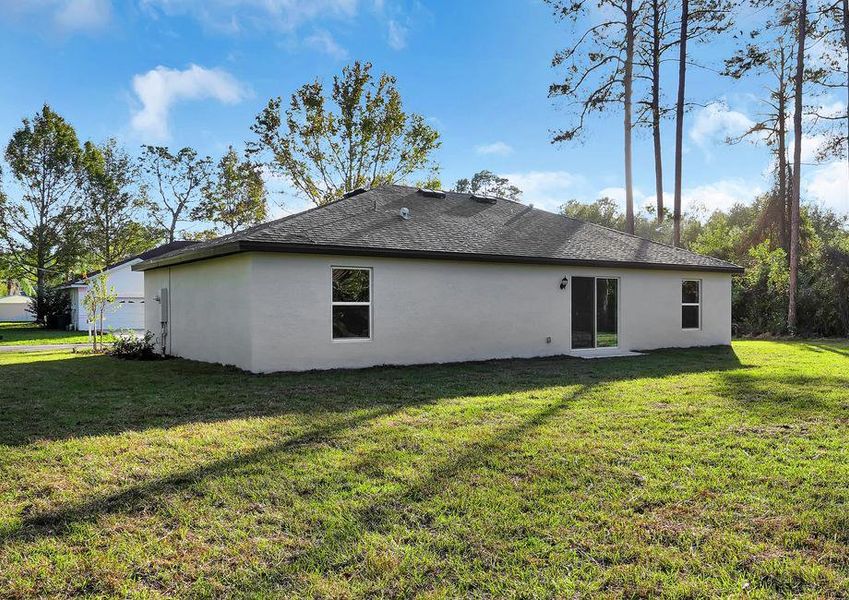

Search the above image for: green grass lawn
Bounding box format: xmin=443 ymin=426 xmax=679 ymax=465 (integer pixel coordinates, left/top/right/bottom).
xmin=0 ymin=322 xmax=115 ymax=346
xmin=1 ymin=341 xmax=848 ymax=598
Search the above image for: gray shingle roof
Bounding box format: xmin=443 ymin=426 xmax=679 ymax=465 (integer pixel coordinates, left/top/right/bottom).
xmin=134 ymin=185 xmax=742 ymax=273
xmin=60 ymin=240 xmax=199 ymax=286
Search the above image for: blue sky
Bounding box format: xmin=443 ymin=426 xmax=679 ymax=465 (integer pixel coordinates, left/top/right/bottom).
xmin=0 ymin=0 xmax=845 ymax=220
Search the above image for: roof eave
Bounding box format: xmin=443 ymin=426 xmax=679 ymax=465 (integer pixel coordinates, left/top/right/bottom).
xmin=56 ymin=283 xmax=88 ymax=289
xmin=133 ymin=240 xmax=744 ymax=274
xmin=132 ymin=241 xmax=243 ymax=271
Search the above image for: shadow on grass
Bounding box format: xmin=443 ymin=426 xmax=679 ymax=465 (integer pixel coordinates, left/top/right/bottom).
xmin=0 ymin=346 xmax=749 ymax=548
xmin=804 ymin=343 xmax=849 ymax=358
xmin=713 ymin=371 xmax=849 ymax=420
xmin=1 ymin=403 xmax=401 ymax=544
xmin=250 ymin=384 xmax=594 ymax=593
xmin=0 ymin=346 xmax=744 ymax=447
xmin=2 ymin=382 xmax=589 ymax=553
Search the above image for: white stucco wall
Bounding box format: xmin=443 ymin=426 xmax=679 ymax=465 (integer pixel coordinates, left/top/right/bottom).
xmin=143 ymin=252 xmax=733 ymax=373
xmin=143 ymin=254 xmax=253 ymax=368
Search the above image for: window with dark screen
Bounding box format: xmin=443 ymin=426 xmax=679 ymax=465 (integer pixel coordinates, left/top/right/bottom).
xmin=682 ymin=280 xmax=701 ymax=330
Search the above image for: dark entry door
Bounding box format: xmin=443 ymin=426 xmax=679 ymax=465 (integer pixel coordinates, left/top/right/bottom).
xmin=571 ymin=276 xmax=595 ymax=349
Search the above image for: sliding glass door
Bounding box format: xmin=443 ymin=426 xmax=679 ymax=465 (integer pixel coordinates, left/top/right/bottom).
xmin=571 ymin=277 xmax=619 ymax=349
xmin=571 ymin=277 xmax=596 ymax=349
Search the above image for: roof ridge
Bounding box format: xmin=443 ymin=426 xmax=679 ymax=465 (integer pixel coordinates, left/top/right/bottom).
xmin=134 ymin=184 xmax=743 ymax=273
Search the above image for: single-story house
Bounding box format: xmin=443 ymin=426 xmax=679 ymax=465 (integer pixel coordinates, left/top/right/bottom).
xmin=61 ymin=241 xmax=197 ymax=331
xmin=0 ymin=294 xmax=32 ymax=322
xmin=133 ymin=185 xmax=743 ymax=373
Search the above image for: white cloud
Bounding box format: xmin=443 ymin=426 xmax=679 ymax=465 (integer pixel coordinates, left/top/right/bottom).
xmin=130 ymin=64 xmax=248 ymax=141
xmin=596 ymin=186 xmax=652 ymax=212
xmin=806 ymin=161 xmax=849 ymax=215
xmin=0 ymin=0 xmax=111 ymax=32
xmin=305 ymin=29 xmax=348 ymax=59
xmin=55 ymin=0 xmax=111 ymax=30
xmin=140 ymin=0 xmax=358 ymax=33
xmin=598 ymin=179 xmax=761 ymax=217
xmin=475 ymin=141 xmax=513 ymax=157
xmin=426 ymin=116 xmax=444 ymax=130
xmin=501 ymin=171 xmax=586 ymax=212
xmin=682 ymin=179 xmax=763 ymax=214
xmin=597 ymin=186 xmax=634 ymax=205
xmin=387 ymin=18 xmax=407 ymax=49
xmin=813 ymin=99 xmax=846 ymax=121
xmin=800 ymin=134 xmax=830 ymax=163
xmin=140 ymin=0 xmax=409 ymax=51
xmin=689 ymin=101 xmax=757 ymax=150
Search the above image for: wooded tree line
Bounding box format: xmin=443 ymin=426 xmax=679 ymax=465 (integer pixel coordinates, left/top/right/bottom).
xmin=0 ymin=106 xmax=270 ymax=323
xmin=562 ymin=195 xmax=849 ymax=335
xmin=547 ymin=0 xmax=848 ymax=334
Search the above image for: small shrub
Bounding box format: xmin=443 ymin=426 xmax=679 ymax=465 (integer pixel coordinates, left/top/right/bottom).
xmin=109 ymin=331 xmax=160 ymax=360
xmin=27 ymin=288 xmax=71 ymax=329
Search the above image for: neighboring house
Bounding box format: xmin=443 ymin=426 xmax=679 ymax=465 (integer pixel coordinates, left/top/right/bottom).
xmin=134 ymin=185 xmax=743 ymax=373
xmin=0 ymin=294 xmax=32 ymax=322
xmin=61 ymin=241 xmax=197 ymax=331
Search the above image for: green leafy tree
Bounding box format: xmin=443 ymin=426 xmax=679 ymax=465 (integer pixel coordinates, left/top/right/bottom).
xmin=452 ymin=170 xmax=522 ymax=200
xmin=736 ymin=241 xmax=791 ymax=333
xmin=82 ymin=274 xmax=117 ymax=351
xmin=81 ymin=139 xmax=156 ymax=267
xmin=824 ymin=245 xmax=849 ymax=334
xmin=140 ymin=146 xmax=212 ymax=243
xmin=249 ymin=61 xmax=441 ymax=206
xmin=0 ymin=105 xmax=84 ymax=323
xmin=560 ymin=197 xmax=702 ymax=245
xmin=561 ymin=197 xmax=624 ymax=229
xmin=193 ymin=147 xmax=268 ymax=235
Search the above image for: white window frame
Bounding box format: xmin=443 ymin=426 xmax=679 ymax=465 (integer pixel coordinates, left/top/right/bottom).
xmin=331 ymin=266 xmax=372 ymax=342
xmin=682 ymin=279 xmax=702 ymax=330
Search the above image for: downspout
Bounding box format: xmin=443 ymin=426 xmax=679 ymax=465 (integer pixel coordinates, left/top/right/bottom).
xmin=159 ymin=268 xmax=172 ymax=357
xmin=164 ymin=268 xmax=172 ymax=356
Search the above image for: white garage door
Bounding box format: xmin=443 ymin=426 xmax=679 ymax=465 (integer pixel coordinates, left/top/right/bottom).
xmin=104 ymin=297 xmax=146 ymax=330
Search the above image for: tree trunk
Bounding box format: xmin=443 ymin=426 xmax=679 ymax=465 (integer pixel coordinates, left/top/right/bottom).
xmin=624 ymin=0 xmax=636 ymax=235
xmin=777 ymin=77 xmax=789 ymax=253
xmin=168 ymin=214 xmax=178 ymax=244
xmin=673 ymin=0 xmax=689 ymax=247
xmin=788 ymin=0 xmax=806 ymax=333
xmin=36 ymin=270 xmax=45 ymax=325
xmin=652 ymin=0 xmax=665 ymax=223
xmin=843 ymin=0 xmax=848 ymax=172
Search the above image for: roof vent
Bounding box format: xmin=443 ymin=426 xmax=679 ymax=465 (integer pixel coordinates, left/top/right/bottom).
xmin=400 ymin=207 xmax=411 ymax=220
xmin=471 ymin=194 xmax=498 ymax=204
xmin=343 ymin=187 xmax=367 ymax=198
xmin=418 ymin=188 xmax=446 ymax=199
